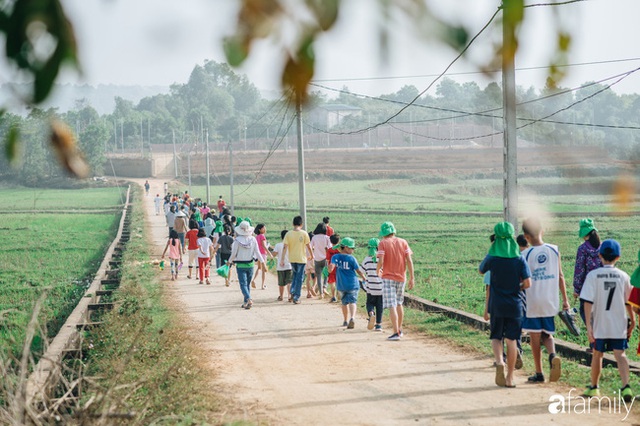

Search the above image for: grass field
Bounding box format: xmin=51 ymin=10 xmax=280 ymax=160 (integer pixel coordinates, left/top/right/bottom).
xmin=184 ymin=180 xmax=640 ymax=362
xmin=0 ymin=186 xmax=125 ymax=360
xmin=187 ymin=176 xmax=624 ymax=213
xmin=0 ymin=186 xmax=126 ymax=211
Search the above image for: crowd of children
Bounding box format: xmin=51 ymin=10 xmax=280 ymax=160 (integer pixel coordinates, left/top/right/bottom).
xmin=158 ymin=187 xmax=639 ymax=399
xmin=480 ymin=217 xmax=639 ymax=400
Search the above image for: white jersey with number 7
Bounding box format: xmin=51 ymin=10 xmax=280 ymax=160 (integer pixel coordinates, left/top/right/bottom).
xmin=580 ymin=265 xmax=632 ymax=339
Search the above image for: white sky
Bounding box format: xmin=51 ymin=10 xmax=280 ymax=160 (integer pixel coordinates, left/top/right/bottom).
xmin=41 ymin=0 xmax=640 ymax=97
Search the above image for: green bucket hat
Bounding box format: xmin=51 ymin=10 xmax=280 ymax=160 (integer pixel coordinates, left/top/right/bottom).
xmin=368 ymin=238 xmax=380 ymax=258
xmin=214 ymin=220 xmax=224 ymax=234
xmin=244 ymin=217 xmax=252 ymax=226
xmin=631 ymin=250 xmax=640 ymax=288
xmin=579 ymin=218 xmax=597 ymax=239
xmin=488 ymin=222 xmax=520 ymax=259
xmin=340 ymin=237 xmax=356 ymax=249
xmin=236 ymin=217 xmax=243 ymax=226
xmin=379 ymin=222 xmax=396 ymax=237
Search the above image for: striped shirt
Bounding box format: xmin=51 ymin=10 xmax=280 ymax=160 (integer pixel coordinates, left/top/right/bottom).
xmin=361 ymin=255 xmax=383 ymax=296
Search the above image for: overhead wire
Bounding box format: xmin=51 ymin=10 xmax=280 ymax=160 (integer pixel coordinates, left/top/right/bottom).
xmin=319 ymin=6 xmax=502 ymax=136
xmin=311 ymin=56 xmax=640 ymax=83
xmin=309 ymin=64 xmax=640 ymax=134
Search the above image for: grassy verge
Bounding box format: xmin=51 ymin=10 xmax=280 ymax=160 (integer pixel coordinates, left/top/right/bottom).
xmin=82 ymin=186 xmax=238 ymax=424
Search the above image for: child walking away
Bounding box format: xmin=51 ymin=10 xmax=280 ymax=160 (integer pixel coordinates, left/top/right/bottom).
xmin=521 ymin=218 xmax=570 ymax=383
xmin=329 ymin=237 xmax=366 ymax=329
xmin=311 ymin=222 xmax=332 ymax=299
xmin=479 ymin=222 xmax=531 ymax=388
xmin=218 ymin=225 xmax=234 ymax=286
xmin=627 ymin=250 xmax=640 ymax=356
xmin=272 ymin=230 xmax=292 ymax=302
xmin=326 ymin=234 xmax=341 ymax=303
xmin=251 ymin=223 xmax=273 ymax=290
xmin=185 ymin=220 xmax=200 ymax=279
xmin=161 ymin=230 xmax=183 ymax=281
xmin=305 ymin=232 xmax=317 ymax=298
xmin=362 ymin=238 xmax=383 ymax=331
xmin=580 ymin=239 xmax=635 ymax=401
xmin=573 ymin=218 xmax=603 ymax=330
xmin=196 ymin=228 xmax=214 ymax=285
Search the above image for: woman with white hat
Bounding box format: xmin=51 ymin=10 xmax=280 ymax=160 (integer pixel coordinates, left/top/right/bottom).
xmin=228 ymin=221 xmax=266 ymax=309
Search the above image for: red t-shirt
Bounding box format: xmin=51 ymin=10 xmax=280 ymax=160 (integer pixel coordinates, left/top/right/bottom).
xmin=186 ymin=229 xmax=199 ymax=250
xmin=326 ymin=247 xmax=340 ymax=284
xmin=326 ymin=225 xmax=334 ymax=237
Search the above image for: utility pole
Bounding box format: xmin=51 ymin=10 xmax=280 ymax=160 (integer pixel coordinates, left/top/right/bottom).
xmin=120 ymin=120 xmax=124 ymax=154
xmin=187 ymin=144 xmax=192 ymax=196
xmin=172 ymin=130 xmax=178 ymax=178
xmin=229 ymin=138 xmax=234 ymax=215
xmin=140 ymin=119 xmax=144 ymax=157
xmin=502 ymin=1 xmax=518 ymax=229
xmin=295 ymin=93 xmax=307 ymax=228
xmin=205 ymin=128 xmax=211 ymax=204
xmin=113 ymin=120 xmax=117 ymax=153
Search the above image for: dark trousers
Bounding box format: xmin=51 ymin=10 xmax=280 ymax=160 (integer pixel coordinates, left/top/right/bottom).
xmin=366 ymin=293 xmax=383 ymax=324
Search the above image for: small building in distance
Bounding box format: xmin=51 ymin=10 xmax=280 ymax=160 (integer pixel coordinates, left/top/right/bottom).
xmin=309 ymin=103 xmax=362 ymax=130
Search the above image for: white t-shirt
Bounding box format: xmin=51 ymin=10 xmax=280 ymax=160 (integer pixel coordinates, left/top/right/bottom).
xmin=580 ymin=265 xmax=632 ymax=339
xmin=273 ymin=242 xmax=291 ymax=271
xmin=310 ymin=234 xmax=332 ymax=262
xmin=197 ymin=237 xmax=213 ymax=258
xmin=522 ymin=243 xmax=561 ymax=318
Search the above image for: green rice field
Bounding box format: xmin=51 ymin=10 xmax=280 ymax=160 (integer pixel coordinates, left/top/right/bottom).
xmin=0 ymin=186 xmax=125 ymax=359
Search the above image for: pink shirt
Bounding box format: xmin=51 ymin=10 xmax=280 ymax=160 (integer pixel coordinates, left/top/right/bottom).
xmin=167 ymin=239 xmax=181 ymax=259
xmin=256 ymin=234 xmax=268 ymax=256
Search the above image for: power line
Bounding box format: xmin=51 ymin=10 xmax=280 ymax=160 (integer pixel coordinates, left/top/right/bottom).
xmin=234 ymin=106 xmax=296 ymax=196
xmin=309 ymin=64 xmax=640 ymax=133
xmin=311 ymin=57 xmax=640 ymax=83
xmin=324 ymin=7 xmax=501 ymax=137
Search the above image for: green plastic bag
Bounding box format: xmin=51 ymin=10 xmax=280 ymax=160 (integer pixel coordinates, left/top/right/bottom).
xmin=216 ymin=264 xmax=230 ymax=278
xmin=267 ymin=258 xmax=276 ymax=270
xmin=322 ymin=266 xmax=329 ymax=278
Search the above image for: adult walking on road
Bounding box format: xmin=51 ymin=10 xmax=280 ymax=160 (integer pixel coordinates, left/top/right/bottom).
xmin=281 ymin=215 xmax=312 ymax=304
xmin=376 ymin=222 xmax=414 ymax=341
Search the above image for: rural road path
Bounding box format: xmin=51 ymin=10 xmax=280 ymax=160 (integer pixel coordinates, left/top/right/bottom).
xmin=139 ymin=180 xmax=634 ymax=425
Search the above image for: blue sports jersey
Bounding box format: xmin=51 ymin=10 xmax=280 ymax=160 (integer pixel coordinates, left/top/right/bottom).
xmin=479 ymin=255 xmax=531 ymax=318
xmin=331 ymin=253 xmax=360 ymax=292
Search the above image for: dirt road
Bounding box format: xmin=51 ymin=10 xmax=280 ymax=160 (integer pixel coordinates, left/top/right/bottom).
xmin=141 ymin=180 xmax=636 ymax=425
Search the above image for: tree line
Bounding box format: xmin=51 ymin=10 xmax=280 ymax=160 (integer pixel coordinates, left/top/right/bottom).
xmin=1 ymin=60 xmax=639 ymax=185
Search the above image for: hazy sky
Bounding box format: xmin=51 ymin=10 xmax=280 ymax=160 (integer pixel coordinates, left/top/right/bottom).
xmin=40 ymin=0 xmax=640 ymax=98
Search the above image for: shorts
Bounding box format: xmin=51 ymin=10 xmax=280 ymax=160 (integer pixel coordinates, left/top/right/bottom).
xmin=220 ymin=252 xmax=230 ymax=263
xmin=278 ymin=270 xmax=292 ymax=287
xmin=339 ymin=289 xmax=359 ymax=305
xmin=593 ymin=338 xmax=628 ymax=352
xmin=522 ymin=316 xmax=556 ymax=334
xmin=382 ymin=279 xmax=405 ymax=309
xmin=188 ymin=249 xmax=198 ymax=267
xmin=490 ymin=316 xmax=522 ymax=341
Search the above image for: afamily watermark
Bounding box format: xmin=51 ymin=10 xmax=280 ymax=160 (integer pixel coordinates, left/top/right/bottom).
xmin=548 ymin=388 xmax=636 ymax=421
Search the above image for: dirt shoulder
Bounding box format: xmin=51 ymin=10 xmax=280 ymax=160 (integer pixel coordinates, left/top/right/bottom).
xmin=140 ymin=179 xmax=636 ymax=425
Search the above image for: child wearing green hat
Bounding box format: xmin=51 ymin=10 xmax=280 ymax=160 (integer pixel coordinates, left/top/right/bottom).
xmin=362 ymin=238 xmax=384 ymax=331
xmin=479 ymin=222 xmax=531 ymax=388
xmin=377 ymin=221 xmax=414 ymax=341
xmin=579 ymin=239 xmax=634 ymax=400
xmin=573 ymin=218 xmax=602 ymax=328
xmin=329 ymin=237 xmax=367 ymax=329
